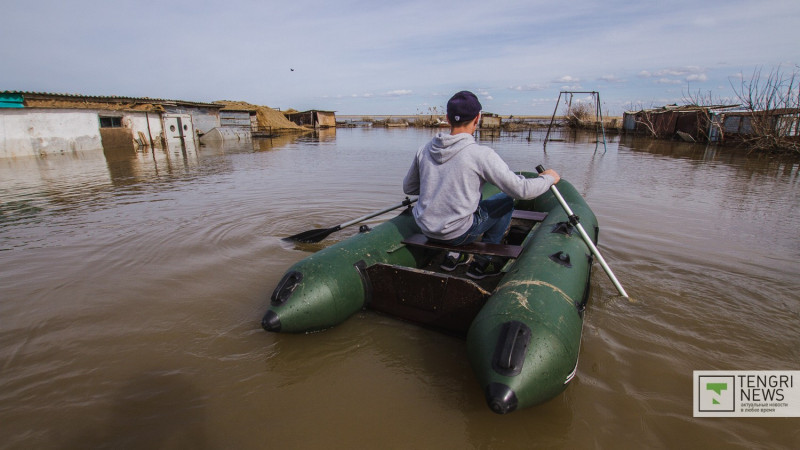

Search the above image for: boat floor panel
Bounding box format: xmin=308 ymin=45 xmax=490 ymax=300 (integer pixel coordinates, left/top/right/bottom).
xmin=365 ymin=263 xmax=490 ymax=336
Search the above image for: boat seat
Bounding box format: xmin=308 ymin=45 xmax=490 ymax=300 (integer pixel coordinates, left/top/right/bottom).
xmin=510 ymin=210 xmax=548 ymax=222
xmin=401 ymin=210 xmax=547 ymax=259
xmin=402 ymin=234 xmax=524 ymax=258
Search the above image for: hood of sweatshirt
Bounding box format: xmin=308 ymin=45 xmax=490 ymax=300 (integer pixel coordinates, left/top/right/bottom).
xmin=428 ymin=132 xmax=475 ymax=164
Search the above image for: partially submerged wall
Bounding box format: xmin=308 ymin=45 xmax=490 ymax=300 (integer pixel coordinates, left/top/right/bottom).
xmin=199 ymin=127 xmax=251 ymax=143
xmin=0 ymin=109 xmax=103 ymax=158
xmin=0 ymin=108 xmax=168 ymax=158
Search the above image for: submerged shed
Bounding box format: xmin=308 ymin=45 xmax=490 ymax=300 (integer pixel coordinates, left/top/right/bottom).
xmin=623 ymin=104 xmax=736 ymax=142
xmin=0 ymin=91 xmax=223 ymax=157
xmin=285 ymin=110 xmax=336 ymax=128
xmin=480 ymin=113 xmax=501 ymax=129
xmin=721 ymin=108 xmax=800 ymax=139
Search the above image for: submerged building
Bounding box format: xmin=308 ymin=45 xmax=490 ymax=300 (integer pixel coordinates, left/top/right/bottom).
xmin=622 ymin=104 xmax=800 ymax=144
xmin=0 ymin=91 xmax=251 ymax=158
xmin=284 ymin=110 xmax=336 ymax=128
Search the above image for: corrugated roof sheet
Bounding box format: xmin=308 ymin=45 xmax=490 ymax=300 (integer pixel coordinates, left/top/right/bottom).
xmin=1 ymin=90 xmax=222 ymax=109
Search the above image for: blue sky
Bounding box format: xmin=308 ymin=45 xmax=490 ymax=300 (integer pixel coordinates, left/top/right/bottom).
xmin=3 ymin=0 xmax=799 ymax=116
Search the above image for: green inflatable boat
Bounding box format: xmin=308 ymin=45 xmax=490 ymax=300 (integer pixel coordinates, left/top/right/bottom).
xmin=262 ymin=172 xmax=597 ymax=414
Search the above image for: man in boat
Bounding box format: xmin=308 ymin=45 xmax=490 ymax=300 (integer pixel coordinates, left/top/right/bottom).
xmin=402 ymin=90 xmax=560 ymax=279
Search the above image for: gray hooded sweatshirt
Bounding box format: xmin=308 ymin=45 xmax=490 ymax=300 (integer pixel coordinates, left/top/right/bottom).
xmin=403 ymin=132 xmax=555 ymax=241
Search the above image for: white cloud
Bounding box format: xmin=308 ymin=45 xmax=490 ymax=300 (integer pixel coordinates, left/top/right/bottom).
xmin=510 ymin=84 xmax=547 ymax=91
xmin=655 ymin=68 xmax=691 ymax=77
xmin=475 ymin=90 xmax=494 ymax=101
xmin=555 ymin=75 xmax=580 ymax=83
xmin=655 ymin=78 xmax=683 ymax=85
xmin=686 ymin=74 xmax=708 ymax=82
xmin=598 ymin=74 xmax=625 ymax=83
xmin=384 ymin=90 xmax=412 ymax=97
xmin=639 ymin=66 xmax=703 ymax=76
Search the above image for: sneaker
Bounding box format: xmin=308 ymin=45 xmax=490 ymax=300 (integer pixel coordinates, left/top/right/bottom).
xmin=466 ymin=256 xmax=504 ymax=279
xmin=440 ymin=252 xmax=470 ymax=271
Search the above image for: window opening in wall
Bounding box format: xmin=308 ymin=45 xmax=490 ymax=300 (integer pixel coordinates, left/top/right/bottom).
xmin=99 ymin=116 xmax=122 ymax=128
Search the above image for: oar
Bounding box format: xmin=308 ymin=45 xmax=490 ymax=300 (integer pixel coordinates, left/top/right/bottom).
xmin=284 ymin=197 xmax=418 ymax=243
xmin=536 ymin=165 xmax=629 ymax=297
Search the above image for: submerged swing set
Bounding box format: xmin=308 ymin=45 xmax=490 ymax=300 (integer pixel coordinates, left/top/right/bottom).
xmin=543 ymin=91 xmax=608 ymax=152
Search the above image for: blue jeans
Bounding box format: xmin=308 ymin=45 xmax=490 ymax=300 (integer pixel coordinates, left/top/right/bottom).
xmin=432 ymin=193 xmax=514 ymax=246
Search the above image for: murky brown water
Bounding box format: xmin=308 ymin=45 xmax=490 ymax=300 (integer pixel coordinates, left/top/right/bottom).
xmin=1 ymin=128 xmax=799 ymax=449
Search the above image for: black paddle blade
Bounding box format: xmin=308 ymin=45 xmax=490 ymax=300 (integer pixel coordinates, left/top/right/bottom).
xmin=282 ymin=225 xmax=340 ymax=243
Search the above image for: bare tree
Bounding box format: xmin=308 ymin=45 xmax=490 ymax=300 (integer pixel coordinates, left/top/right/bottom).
xmin=563 ymin=102 xmax=593 ymax=128
xmin=730 ymin=66 xmax=800 ymax=153
xmin=625 ymin=100 xmax=671 ymax=139
xmin=681 ymin=89 xmax=731 ymax=143
xmin=633 ymin=110 xmax=659 ymax=138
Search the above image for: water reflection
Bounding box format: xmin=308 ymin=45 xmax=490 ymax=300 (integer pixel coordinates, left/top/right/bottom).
xmin=0 ymin=134 xmax=316 ymax=241
xmin=621 ymin=134 xmax=800 ymax=177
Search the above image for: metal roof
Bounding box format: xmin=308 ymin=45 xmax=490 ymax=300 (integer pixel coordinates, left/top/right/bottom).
xmin=1 ymin=90 xmax=223 ymax=108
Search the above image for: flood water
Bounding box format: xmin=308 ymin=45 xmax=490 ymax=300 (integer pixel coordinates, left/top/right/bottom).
xmin=1 ymin=127 xmax=799 ymax=449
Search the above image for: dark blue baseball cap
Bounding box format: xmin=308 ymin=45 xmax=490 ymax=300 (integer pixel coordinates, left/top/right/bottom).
xmin=447 ymin=91 xmax=482 ymax=123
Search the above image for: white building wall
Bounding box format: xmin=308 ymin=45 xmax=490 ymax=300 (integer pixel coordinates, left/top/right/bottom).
xmin=163 ymin=106 xmax=219 ymax=134
xmin=1 ymin=103 xmax=221 ymax=159
xmin=1 ymin=109 xmax=103 ymax=158
xmin=126 ymin=112 xmax=164 ymax=147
